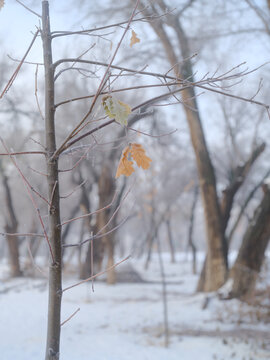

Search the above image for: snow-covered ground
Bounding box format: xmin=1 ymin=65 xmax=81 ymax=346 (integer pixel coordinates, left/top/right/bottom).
xmin=0 ymin=253 xmax=269 ymax=360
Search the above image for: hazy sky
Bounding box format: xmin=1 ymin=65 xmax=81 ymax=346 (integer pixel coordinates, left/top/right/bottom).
xmin=0 ymin=1 xmax=79 ymax=62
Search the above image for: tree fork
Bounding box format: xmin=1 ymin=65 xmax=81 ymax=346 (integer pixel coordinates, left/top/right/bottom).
xmin=42 ymin=2 xmax=62 ymax=359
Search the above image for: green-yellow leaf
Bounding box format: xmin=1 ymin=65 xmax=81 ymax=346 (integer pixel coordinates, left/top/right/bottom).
xmin=102 ymin=95 xmax=131 ymax=126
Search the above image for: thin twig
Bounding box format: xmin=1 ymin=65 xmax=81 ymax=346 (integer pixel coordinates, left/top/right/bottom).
xmin=62 ymin=256 xmax=130 ymax=293
xmin=0 ymin=151 xmax=45 ymax=156
xmin=60 ymin=180 xmax=87 ymax=199
xmin=61 ymin=191 xmax=117 ymax=227
xmin=0 ymin=137 xmax=54 ymax=262
xmin=15 ymin=0 xmax=41 ymax=18
xmin=0 ymin=29 xmax=40 ymax=98
xmin=55 ymin=81 xmax=182 ymax=108
xmin=35 ymin=64 xmax=45 ymax=120
xmin=61 ymin=308 xmax=80 ymax=326
xmin=127 ymin=127 xmax=177 ymax=138
xmin=50 ymin=13 xmax=167 ymax=38
xmin=0 ymin=232 xmax=45 ymax=238
xmin=63 ymin=215 xmax=131 ymax=248
xmin=27 ymin=242 xmax=48 ymax=277
xmin=52 ymin=58 xmax=269 ymax=112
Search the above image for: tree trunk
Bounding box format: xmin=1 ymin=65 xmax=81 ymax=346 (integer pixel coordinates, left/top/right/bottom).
xmin=97 ymin=163 xmax=116 ymax=284
xmin=42 ymin=2 xmax=62 ymax=359
xmin=140 ymin=6 xmax=227 ymax=290
xmin=230 ymin=185 xmax=270 ymax=299
xmin=187 ymin=185 xmax=198 ymax=274
xmin=1 ymin=172 xmax=22 ymax=277
xmin=166 ymin=219 xmax=175 ymax=263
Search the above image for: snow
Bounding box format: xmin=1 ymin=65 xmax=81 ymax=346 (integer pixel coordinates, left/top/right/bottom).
xmin=0 ymin=254 xmax=269 ymax=360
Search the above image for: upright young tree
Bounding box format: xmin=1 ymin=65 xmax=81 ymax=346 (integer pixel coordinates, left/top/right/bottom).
xmin=1 ymin=1 xmax=269 ymax=359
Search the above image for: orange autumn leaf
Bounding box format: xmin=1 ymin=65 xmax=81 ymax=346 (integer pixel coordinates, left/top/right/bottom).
xmin=115 ymin=146 xmax=135 ymax=178
xmin=130 ymin=30 xmax=140 ymax=47
xmin=130 ymin=143 xmax=152 ymax=169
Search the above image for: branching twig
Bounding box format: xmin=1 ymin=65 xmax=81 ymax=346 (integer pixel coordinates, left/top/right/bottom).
xmin=52 ymin=0 xmax=141 ymax=160
xmin=0 ymin=137 xmax=54 ymax=262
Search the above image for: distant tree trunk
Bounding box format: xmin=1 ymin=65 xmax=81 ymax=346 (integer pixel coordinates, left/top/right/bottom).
xmin=166 ymin=219 xmax=175 ymax=263
xmin=139 ymin=4 xmax=227 ymax=290
xmin=187 ymin=185 xmax=198 ymax=274
xmin=97 ymin=163 xmax=116 ymax=284
xmin=229 ymin=185 xmax=270 ymax=299
xmin=197 ymin=143 xmax=266 ymax=290
xmin=144 ymin=204 xmax=156 ymax=270
xmin=227 ymin=167 xmax=270 ymax=246
xmin=1 ymin=170 xmax=21 ymax=277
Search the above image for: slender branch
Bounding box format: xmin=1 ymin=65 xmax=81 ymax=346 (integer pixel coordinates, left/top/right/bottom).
xmin=55 ymin=81 xmax=182 ymax=108
xmin=35 ymin=64 xmax=45 ymax=120
xmin=50 ymin=13 xmax=166 ymax=38
xmin=0 ymin=29 xmax=40 ymax=98
xmin=15 ymin=0 xmax=42 ymax=17
xmin=60 ymin=192 xmax=117 ymax=227
xmin=0 ymin=232 xmax=45 ymax=238
xmin=0 ymin=151 xmax=45 ymax=156
xmin=127 ymin=126 xmax=177 ymax=138
xmin=62 ymin=255 xmax=130 ymax=293
xmin=60 ymin=180 xmax=87 ymax=199
xmin=56 ymin=86 xmax=188 ymax=154
xmin=61 ymin=308 xmax=80 ymax=327
xmin=52 ymin=58 xmax=270 ymax=111
xmin=63 ymin=215 xmax=130 ymax=248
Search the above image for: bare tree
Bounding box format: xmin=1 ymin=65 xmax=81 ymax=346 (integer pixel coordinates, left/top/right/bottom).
xmin=1 ymin=1 xmax=270 ymax=358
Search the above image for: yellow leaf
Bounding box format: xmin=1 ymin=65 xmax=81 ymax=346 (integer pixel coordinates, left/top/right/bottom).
xmin=130 ymin=143 xmax=152 ymax=170
xmin=115 ymin=146 xmax=135 ymax=178
xmin=102 ymin=95 xmax=131 ymax=126
xmin=0 ymin=0 xmax=4 ymax=10
xmin=130 ymin=30 xmax=140 ymax=47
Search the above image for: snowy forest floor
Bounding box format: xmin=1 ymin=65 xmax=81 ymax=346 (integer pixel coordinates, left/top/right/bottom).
xmin=0 ymin=253 xmax=269 ymax=360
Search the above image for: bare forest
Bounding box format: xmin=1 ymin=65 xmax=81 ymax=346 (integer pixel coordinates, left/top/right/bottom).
xmin=0 ymin=1 xmax=270 ymax=359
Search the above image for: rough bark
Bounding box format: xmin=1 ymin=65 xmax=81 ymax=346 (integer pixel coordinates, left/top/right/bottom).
xmin=42 ymin=2 xmax=62 ymax=359
xmin=229 ymin=186 xmax=270 ymax=299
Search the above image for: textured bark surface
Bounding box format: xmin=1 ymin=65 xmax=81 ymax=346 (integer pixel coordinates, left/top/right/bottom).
xmin=42 ymin=2 xmax=62 ymax=359
xmin=230 ymin=187 xmax=270 ymax=298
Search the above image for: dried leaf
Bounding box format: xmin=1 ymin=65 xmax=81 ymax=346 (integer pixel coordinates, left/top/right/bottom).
xmin=0 ymin=0 xmax=4 ymax=10
xmin=115 ymin=146 xmax=135 ymax=178
xmin=102 ymin=95 xmax=131 ymax=126
xmin=130 ymin=143 xmax=152 ymax=169
xmin=130 ymin=30 xmax=140 ymax=47
xmin=115 ymin=143 xmax=152 ymax=179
